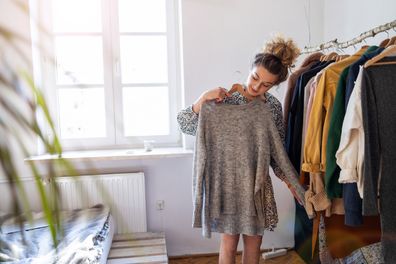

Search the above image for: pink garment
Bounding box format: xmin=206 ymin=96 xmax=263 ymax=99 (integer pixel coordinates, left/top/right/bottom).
xmin=300 ymin=77 xmax=315 ymax=169
xmin=303 ymin=63 xmax=334 ymax=134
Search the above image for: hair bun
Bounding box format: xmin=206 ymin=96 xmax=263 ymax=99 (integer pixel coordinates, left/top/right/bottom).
xmin=262 ymin=34 xmax=300 ymax=67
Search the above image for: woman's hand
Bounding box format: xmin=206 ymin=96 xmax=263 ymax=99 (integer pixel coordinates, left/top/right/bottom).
xmin=290 ymin=187 xmax=304 ymax=207
xmin=286 ymin=182 xmax=305 ymax=207
xmin=192 ymin=87 xmax=231 ymax=113
xmin=204 ymin=87 xmax=231 ymax=103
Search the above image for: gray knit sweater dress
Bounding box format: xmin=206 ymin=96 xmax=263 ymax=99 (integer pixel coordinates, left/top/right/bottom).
xmin=177 ymin=92 xmax=305 ymax=238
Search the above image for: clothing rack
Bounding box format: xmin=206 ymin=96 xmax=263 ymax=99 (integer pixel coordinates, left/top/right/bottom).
xmin=301 ymin=20 xmax=396 ymax=54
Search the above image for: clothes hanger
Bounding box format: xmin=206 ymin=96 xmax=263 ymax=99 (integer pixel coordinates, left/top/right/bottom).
xmin=336 ymin=54 xmax=349 ymax=62
xmin=228 ymin=83 xmax=255 ymax=101
xmin=328 ymin=52 xmax=339 ymax=60
xmin=323 ymin=52 xmax=338 ymax=61
xmin=379 ymin=38 xmax=390 ymax=48
xmin=385 ymin=36 xmax=396 ymax=47
xmin=320 ymin=51 xmax=329 ymax=61
xmin=329 ymin=52 xmax=338 ymax=61
xmin=364 ymin=45 xmax=396 ymax=67
xmin=379 ymin=30 xmax=390 ymax=48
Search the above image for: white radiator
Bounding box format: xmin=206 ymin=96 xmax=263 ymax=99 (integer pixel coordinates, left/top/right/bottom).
xmin=55 ymin=172 xmax=147 ymax=234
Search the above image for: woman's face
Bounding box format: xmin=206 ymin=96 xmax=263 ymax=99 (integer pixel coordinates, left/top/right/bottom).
xmin=246 ymin=65 xmax=278 ymax=97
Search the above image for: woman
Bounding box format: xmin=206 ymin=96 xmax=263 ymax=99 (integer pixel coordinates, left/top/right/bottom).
xmin=177 ymin=35 xmax=304 ymax=264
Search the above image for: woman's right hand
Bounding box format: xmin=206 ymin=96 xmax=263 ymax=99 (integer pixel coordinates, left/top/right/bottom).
xmin=192 ymin=87 xmax=231 ymax=113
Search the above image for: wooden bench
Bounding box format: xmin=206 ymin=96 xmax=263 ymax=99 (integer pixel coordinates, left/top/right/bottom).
xmin=107 ymin=232 xmax=168 ymax=264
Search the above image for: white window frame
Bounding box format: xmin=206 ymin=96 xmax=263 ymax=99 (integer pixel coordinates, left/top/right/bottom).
xmin=31 ymin=0 xmax=182 ymax=151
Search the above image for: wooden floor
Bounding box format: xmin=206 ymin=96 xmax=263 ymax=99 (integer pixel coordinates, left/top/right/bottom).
xmin=107 ymin=232 xmax=168 ymax=264
xmin=169 ymin=250 xmax=306 ymax=264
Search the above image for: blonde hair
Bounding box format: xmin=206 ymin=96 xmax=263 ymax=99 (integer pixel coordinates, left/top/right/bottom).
xmin=262 ymin=34 xmax=300 ymax=68
xmin=252 ymin=34 xmax=300 ymax=85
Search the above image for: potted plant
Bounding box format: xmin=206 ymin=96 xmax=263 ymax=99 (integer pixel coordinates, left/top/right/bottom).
xmin=0 ymin=2 xmax=76 ymax=248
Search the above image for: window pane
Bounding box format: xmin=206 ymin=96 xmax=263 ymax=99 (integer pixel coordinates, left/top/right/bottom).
xmin=123 ymin=86 xmax=169 ymax=136
xmin=119 ymin=0 xmax=166 ymax=33
xmin=58 ymin=88 xmax=106 ymax=139
xmin=120 ymin=36 xmax=168 ymax=83
xmin=52 ymin=0 xmax=102 ymax=32
xmin=55 ymin=36 xmax=104 ymax=85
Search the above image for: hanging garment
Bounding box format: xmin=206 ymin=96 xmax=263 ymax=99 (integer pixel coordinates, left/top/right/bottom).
xmin=325 ymin=66 xmax=351 ymax=199
xmin=336 ymin=68 xmax=365 ymax=226
xmin=301 ymin=48 xmax=368 ymax=261
xmin=302 ymin=47 xmax=368 ymax=175
xmin=297 ymin=73 xmax=322 ymax=263
xmin=325 ymin=46 xmax=380 ymax=200
xmin=283 ymin=52 xmax=323 ymax=129
xmin=345 ymin=46 xmax=384 ymax=107
xmin=177 ymin=91 xmax=283 ymax=136
xmin=177 ymin=91 xmax=287 ymax=180
xmin=302 ymin=48 xmax=369 ymax=222
xmin=361 ymin=58 xmax=396 ymax=263
xmin=289 ymin=61 xmax=334 ymax=264
xmin=303 ymin=59 xmax=345 ymax=220
xmin=192 ymin=98 xmax=305 ymax=238
xmin=300 ymin=76 xmax=316 ymax=168
xmin=294 ymin=200 xmax=320 ymax=264
xmin=304 ymin=65 xmax=333 ymax=134
xmin=328 ymin=46 xmax=385 ymax=227
xmin=302 ymin=48 xmax=366 ymax=175
xmin=286 ymin=61 xmax=330 ymax=264
xmin=286 ymin=60 xmax=334 ymax=173
xmin=295 ymin=66 xmax=330 ymax=264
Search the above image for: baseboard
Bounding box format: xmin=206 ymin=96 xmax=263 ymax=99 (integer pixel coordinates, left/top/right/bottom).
xmin=168 ymin=247 xmax=293 ymax=259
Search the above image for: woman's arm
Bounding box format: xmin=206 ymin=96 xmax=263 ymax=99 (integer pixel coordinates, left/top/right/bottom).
xmin=177 ymin=105 xmax=199 ymax=136
xmin=266 ymin=93 xmax=288 ymax=181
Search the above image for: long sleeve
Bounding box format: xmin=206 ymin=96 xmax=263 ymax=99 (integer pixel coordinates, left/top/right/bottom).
xmin=268 ymin=115 xmax=306 ymax=207
xmin=192 ymin=107 xmax=207 ymax=227
xmin=336 ymin=69 xmax=364 ymax=198
xmin=304 ymin=70 xmax=325 ymax=133
xmin=266 ymin=94 xmax=288 ymax=182
xmin=300 ymin=77 xmax=314 ymax=165
xmin=177 ymin=105 xmax=199 ymax=136
xmin=302 ymin=71 xmax=333 ymax=173
xmin=324 ymin=67 xmax=350 ymax=199
xmin=361 ymin=69 xmax=380 ymax=216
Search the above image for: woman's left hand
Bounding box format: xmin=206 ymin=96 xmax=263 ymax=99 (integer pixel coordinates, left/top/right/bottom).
xmin=287 ymin=184 xmax=304 ymax=207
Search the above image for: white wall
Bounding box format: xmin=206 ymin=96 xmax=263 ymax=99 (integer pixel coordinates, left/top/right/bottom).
xmin=323 ymin=0 xmax=396 ymax=54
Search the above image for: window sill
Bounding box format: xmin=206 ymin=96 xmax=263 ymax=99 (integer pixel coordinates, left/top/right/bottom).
xmin=26 ymin=147 xmax=193 ymax=163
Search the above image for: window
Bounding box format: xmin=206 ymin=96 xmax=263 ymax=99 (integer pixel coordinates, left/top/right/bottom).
xmin=32 ymin=0 xmax=182 ymax=150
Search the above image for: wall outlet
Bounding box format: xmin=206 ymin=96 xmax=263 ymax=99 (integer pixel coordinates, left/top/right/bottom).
xmin=156 ymin=200 xmax=165 ymax=210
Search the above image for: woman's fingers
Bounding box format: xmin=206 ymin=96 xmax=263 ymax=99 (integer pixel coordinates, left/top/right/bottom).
xmin=215 ymin=87 xmax=230 ymax=103
xmin=223 ymin=87 xmax=233 ymax=97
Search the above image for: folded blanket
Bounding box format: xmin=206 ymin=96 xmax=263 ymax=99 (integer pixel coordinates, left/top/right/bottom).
xmin=0 ymin=204 xmax=111 ymax=263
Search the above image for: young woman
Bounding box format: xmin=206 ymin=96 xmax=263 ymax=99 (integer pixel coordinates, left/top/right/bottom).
xmin=177 ymin=35 xmax=303 ymax=264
